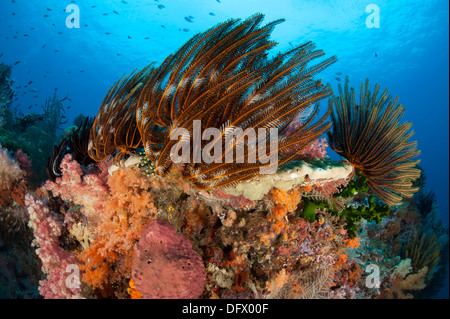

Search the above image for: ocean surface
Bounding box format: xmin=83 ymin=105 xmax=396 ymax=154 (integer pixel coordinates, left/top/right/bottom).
xmin=0 ymin=0 xmax=448 ymax=298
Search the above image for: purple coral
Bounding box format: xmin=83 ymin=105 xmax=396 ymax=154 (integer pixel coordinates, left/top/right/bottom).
xmin=132 ymin=219 xmax=206 ymax=299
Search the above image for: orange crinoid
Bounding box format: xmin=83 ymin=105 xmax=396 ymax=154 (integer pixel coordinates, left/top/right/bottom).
xmin=327 ymin=77 xmax=421 ymax=206
xmin=89 ymin=14 xmax=337 ymax=189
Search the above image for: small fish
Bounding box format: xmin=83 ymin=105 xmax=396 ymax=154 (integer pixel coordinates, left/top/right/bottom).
xmin=335 ymin=77 xmax=341 ymax=82
xmin=122 ymin=1 xmax=128 ymax=3
xmin=57 ymin=32 xmax=63 ymax=35
xmin=80 ymin=70 xmax=84 ymax=73
xmin=288 ymin=42 xmax=292 ymax=46
xmin=28 ymin=81 xmax=33 ymax=85
xmin=105 ymin=32 xmax=111 ymax=35
xmin=209 ymin=12 xmax=215 ymax=16
xmin=13 ymin=60 xmax=20 ymax=65
xmin=103 ymin=13 xmax=109 ymax=16
xmin=29 ymin=88 xmax=38 ymax=92
xmin=113 ymin=10 xmax=119 ymax=15
xmin=336 ymin=72 xmax=342 ymax=75
xmin=216 ymin=0 xmax=221 ymax=3
xmin=12 ymin=12 xmax=16 ymax=16
xmin=30 ymin=27 xmax=35 ymax=30
xmin=157 ymin=4 xmax=165 ymax=9
xmin=144 ymin=37 xmax=150 ymax=40
xmin=43 ymin=14 xmax=49 ymax=18
xmin=189 ymin=15 xmax=194 ymax=19
xmin=84 ymin=24 xmax=88 ymax=27
xmin=161 ymin=25 xmax=165 ymax=28
xmin=182 ymin=28 xmax=189 ymax=32
xmin=67 ymin=106 xmax=71 ymax=109
xmin=54 ymin=49 xmax=59 ymax=52
xmin=185 ymin=17 xmax=193 ymax=23
xmin=91 ymin=5 xmax=96 ymax=8
xmin=116 ymin=53 xmax=121 ymax=56
xmin=23 ymin=34 xmax=29 ymax=37
xmin=128 ymin=35 xmax=132 ymax=39
xmin=375 ymin=52 xmax=378 ymax=58
xmin=47 ymin=8 xmax=52 ymax=11
xmin=13 ymin=35 xmax=17 ymax=39
xmin=28 ymin=105 xmax=32 ymax=109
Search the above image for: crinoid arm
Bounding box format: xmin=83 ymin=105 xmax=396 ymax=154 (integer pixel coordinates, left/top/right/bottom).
xmin=88 ymin=65 xmax=155 ymax=164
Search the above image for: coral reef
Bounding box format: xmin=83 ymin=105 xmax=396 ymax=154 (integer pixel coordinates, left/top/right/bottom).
xmin=0 ymin=84 xmax=71 ymax=185
xmin=0 ymin=16 xmax=447 ymax=301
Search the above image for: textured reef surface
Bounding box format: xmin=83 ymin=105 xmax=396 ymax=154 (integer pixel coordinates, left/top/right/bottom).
xmin=0 ymin=15 xmax=448 ymax=299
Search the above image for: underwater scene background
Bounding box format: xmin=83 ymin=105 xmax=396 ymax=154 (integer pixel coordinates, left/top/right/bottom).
xmin=0 ymin=0 xmax=448 ymax=300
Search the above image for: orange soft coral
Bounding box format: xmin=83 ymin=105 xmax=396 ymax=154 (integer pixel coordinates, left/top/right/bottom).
xmin=127 ymin=279 xmax=143 ymax=299
xmin=271 ymin=188 xmax=302 ymax=213
xmin=345 ymin=237 xmax=361 ymax=249
xmin=76 ymin=166 xmax=158 ymax=291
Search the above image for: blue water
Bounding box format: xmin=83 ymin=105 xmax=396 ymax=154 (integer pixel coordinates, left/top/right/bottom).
xmin=1 ymin=0 xmax=448 ymax=298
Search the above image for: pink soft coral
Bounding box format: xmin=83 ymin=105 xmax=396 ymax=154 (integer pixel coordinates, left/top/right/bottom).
xmin=25 ymin=194 xmax=83 ymax=299
xmin=42 ymin=154 xmax=109 ymax=227
xmin=300 ymin=137 xmax=328 ymax=159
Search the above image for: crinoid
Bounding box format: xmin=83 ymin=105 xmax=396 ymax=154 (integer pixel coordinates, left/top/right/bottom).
xmin=46 ymin=117 xmax=95 ymax=180
xmin=135 ymin=14 xmax=336 ymax=189
xmin=327 ymin=76 xmax=421 ymax=206
xmin=88 ymin=65 xmax=155 ymax=163
xmin=403 ymin=231 xmax=441 ymax=274
xmin=68 ymin=116 xmax=95 ymax=166
xmin=46 ymin=137 xmax=69 ymax=181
